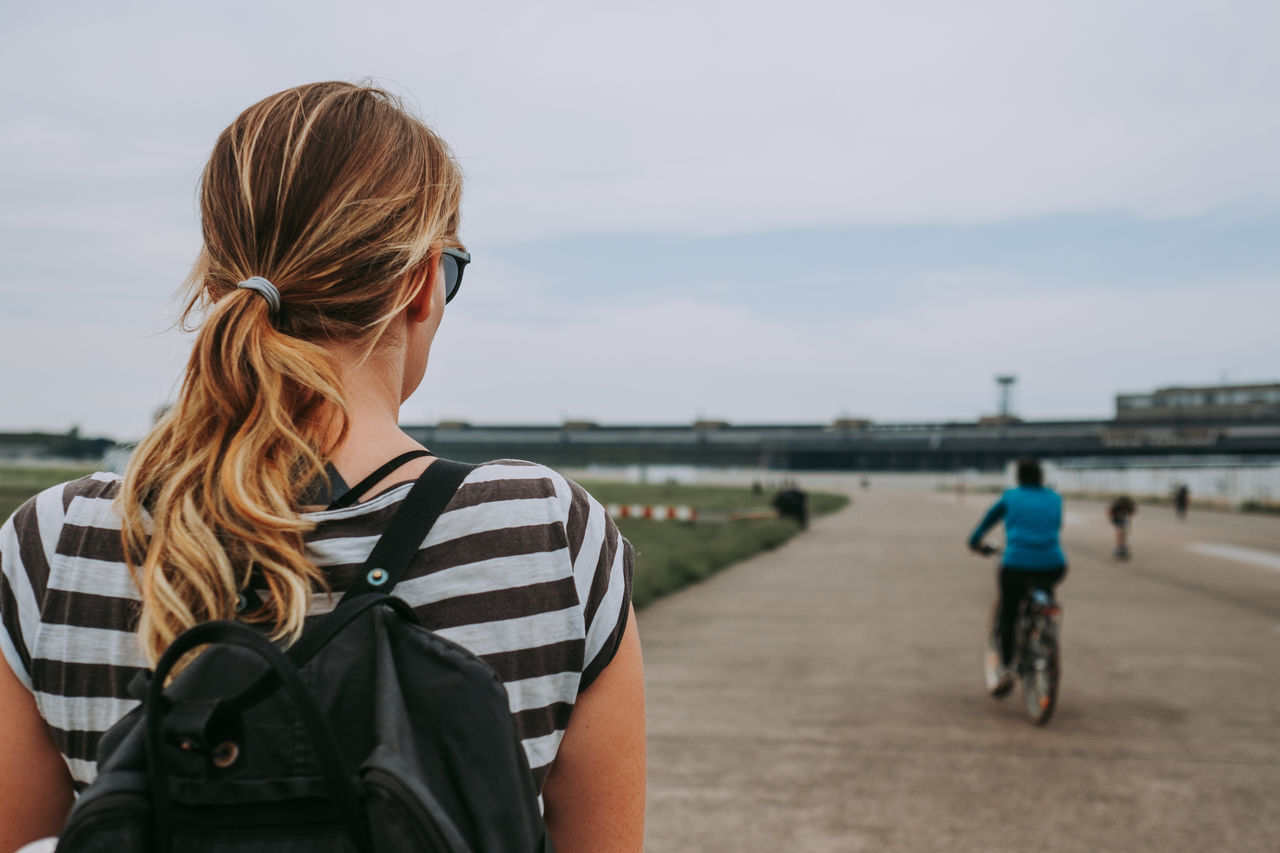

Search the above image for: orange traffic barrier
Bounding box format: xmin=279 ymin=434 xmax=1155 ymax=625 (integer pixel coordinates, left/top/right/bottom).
xmin=604 ymin=504 xmax=697 ymax=521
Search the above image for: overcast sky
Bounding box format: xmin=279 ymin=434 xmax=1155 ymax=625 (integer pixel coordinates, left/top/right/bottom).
xmin=2 ymin=1 xmax=1278 ymax=440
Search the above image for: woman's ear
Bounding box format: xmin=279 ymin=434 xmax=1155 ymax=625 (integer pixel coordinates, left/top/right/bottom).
xmin=405 ymin=255 xmax=440 ymax=324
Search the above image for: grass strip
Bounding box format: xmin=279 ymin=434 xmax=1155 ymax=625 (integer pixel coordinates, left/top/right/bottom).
xmin=0 ymin=465 xmax=99 ymax=520
xmin=578 ymin=480 xmax=849 ymax=609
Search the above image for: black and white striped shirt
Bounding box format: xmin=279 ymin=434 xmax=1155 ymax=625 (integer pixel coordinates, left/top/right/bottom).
xmin=0 ymin=460 xmax=633 ymax=793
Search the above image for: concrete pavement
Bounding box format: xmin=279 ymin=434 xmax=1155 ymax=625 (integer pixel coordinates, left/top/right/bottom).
xmin=639 ymin=480 xmax=1280 ymax=852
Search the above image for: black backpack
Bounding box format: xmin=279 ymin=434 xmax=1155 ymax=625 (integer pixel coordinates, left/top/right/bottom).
xmin=56 ymin=458 xmax=553 ymax=852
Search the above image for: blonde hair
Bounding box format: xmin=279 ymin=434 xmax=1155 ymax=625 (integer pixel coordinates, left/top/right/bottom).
xmin=119 ymin=81 xmax=463 ymax=664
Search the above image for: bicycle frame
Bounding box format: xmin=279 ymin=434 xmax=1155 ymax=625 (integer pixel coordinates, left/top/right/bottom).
xmin=1013 ymin=588 xmax=1062 ymax=724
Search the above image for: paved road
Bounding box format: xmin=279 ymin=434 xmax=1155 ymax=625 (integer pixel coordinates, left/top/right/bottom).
xmin=639 ymin=482 xmax=1280 ymax=852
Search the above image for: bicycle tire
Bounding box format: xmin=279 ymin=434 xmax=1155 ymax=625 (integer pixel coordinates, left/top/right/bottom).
xmin=1022 ymin=636 xmax=1059 ymax=725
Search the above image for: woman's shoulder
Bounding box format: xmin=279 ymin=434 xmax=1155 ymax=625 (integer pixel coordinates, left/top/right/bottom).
xmin=456 ymin=459 xmax=587 ymax=517
xmin=3 ymin=472 xmax=122 ymax=536
xmin=466 ymin=458 xmax=563 ymax=483
xmin=448 ymin=460 xmax=624 ymax=573
xmin=1 ymin=473 xmax=131 ymax=666
xmin=63 ymin=471 xmax=124 ymax=505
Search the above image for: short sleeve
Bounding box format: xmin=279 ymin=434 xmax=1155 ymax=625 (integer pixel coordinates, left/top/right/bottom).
xmin=561 ymin=478 xmax=633 ymax=692
xmin=1 ymin=486 xmax=65 ymax=690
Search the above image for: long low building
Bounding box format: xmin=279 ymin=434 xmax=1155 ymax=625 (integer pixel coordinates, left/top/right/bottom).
xmin=1116 ymin=382 xmax=1280 ymax=422
xmin=403 ymin=417 xmax=1280 ymax=472
xmin=16 ymin=383 xmax=1280 ymax=474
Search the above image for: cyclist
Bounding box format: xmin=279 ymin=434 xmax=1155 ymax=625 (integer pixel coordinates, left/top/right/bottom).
xmin=967 ymin=458 xmax=1068 ymax=694
xmin=1108 ymin=495 xmax=1137 ymax=559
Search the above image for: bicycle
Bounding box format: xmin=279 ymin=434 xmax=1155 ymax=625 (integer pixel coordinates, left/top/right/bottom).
xmin=977 ymin=546 xmax=1064 ymax=725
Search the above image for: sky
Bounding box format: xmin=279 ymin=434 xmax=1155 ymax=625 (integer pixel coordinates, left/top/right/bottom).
xmin=2 ymin=1 xmax=1278 ymax=440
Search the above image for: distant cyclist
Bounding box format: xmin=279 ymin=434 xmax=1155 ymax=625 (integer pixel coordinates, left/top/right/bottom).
xmin=1108 ymin=495 xmax=1137 ymax=559
xmin=967 ymin=458 xmax=1068 ymax=694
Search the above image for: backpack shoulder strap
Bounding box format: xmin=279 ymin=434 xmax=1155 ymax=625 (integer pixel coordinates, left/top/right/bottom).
xmin=284 ymin=458 xmax=475 ymax=669
xmin=343 ymin=457 xmax=476 ymax=598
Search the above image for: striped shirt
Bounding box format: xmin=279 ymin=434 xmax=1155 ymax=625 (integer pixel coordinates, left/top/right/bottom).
xmin=0 ymin=460 xmax=633 ymax=793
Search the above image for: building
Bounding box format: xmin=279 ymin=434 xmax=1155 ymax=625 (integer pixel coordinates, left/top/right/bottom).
xmin=17 ymin=381 xmax=1280 ymax=474
xmin=1116 ymin=382 xmax=1280 ymax=422
xmin=405 ymin=414 xmax=1280 ymax=473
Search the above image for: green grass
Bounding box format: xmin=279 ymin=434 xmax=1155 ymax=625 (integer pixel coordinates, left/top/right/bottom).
xmin=0 ymin=464 xmax=99 ymax=520
xmin=579 ymin=480 xmax=849 ymax=609
xmin=578 ymin=480 xmax=847 ymax=516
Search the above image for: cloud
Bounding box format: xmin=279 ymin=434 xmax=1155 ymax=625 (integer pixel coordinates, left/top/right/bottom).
xmin=431 ymin=0 xmax=1280 ymax=240
xmin=1 ymin=1 xmax=1276 ymax=436
xmin=409 ymin=273 xmax=1280 ymax=426
xmin=2 ymin=1 xmax=1278 ymax=245
xmin=0 ymin=312 xmax=188 ymax=437
xmin=3 ymin=254 xmax=1272 ymax=439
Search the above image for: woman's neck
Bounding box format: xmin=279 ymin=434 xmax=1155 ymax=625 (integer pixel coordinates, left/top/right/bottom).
xmin=325 ymin=339 xmax=430 ymax=486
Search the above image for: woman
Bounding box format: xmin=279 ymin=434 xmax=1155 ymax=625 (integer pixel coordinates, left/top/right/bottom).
xmin=0 ymin=82 xmax=645 ymax=852
xmin=967 ymin=457 xmax=1067 ymax=695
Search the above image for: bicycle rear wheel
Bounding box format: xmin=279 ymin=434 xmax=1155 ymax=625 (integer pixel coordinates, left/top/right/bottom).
xmin=1022 ymin=632 xmax=1059 ymax=725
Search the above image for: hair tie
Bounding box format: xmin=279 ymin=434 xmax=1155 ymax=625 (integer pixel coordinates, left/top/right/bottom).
xmin=236 ymin=276 xmax=282 ymax=315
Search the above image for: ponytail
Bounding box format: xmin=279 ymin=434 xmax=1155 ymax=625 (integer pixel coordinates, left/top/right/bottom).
xmin=120 ymin=287 xmax=347 ymax=661
xmin=117 ymin=81 xmax=463 ymax=664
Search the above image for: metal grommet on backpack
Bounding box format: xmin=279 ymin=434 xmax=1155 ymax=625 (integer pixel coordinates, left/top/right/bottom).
xmin=56 ymin=458 xmax=554 ymax=853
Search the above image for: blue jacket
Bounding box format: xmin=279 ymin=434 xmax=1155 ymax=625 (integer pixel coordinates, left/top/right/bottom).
xmin=968 ymin=485 xmax=1066 ymax=570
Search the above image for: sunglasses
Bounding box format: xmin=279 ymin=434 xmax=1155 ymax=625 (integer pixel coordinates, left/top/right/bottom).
xmin=441 ymin=247 xmax=470 ymax=304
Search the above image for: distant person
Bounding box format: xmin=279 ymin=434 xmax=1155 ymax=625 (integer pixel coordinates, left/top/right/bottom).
xmin=966 ymin=458 xmax=1067 ymax=695
xmin=0 ymin=82 xmax=644 ymax=851
xmin=773 ymin=485 xmax=809 ymax=528
xmin=1108 ymin=495 xmax=1137 ymax=559
xmin=1174 ymin=484 xmax=1190 ymax=519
